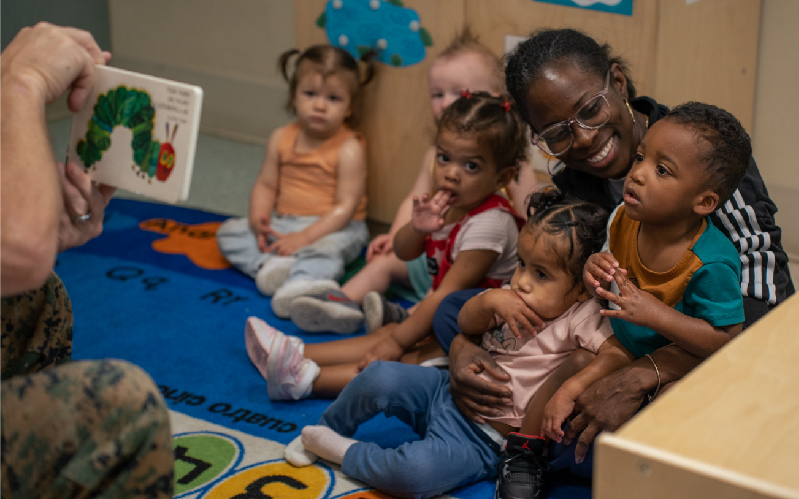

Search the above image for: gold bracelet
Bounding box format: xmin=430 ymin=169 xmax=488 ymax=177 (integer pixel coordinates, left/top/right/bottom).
xmin=644 ymin=353 xmax=661 ymax=402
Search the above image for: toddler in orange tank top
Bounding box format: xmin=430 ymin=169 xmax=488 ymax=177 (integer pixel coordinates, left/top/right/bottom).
xmin=216 ymin=45 xmax=373 ymax=319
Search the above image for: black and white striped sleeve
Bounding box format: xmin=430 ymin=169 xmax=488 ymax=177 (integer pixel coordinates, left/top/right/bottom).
xmin=710 ymin=157 xmax=792 ymax=305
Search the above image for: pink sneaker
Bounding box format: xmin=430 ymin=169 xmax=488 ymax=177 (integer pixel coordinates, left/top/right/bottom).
xmin=245 ymin=317 xmax=297 ymax=381
xmin=266 ymin=331 xmax=320 ymax=401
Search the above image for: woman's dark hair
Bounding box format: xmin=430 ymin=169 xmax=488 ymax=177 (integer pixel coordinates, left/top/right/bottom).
xmin=526 ymin=187 xmax=608 ymax=283
xmin=278 ymin=45 xmax=375 ymax=126
xmin=436 ymin=91 xmax=529 ymax=175
xmin=505 ymin=28 xmax=636 ymax=124
xmin=666 ymin=101 xmax=751 ymax=204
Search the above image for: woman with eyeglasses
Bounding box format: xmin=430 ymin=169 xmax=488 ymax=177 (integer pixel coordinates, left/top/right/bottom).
xmin=437 ymin=27 xmax=793 ymax=478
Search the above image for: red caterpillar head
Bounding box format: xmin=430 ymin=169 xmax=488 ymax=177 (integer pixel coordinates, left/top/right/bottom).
xmin=156 ymin=122 xmax=177 ymax=181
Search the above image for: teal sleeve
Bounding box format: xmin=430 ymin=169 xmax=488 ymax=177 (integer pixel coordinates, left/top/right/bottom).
xmin=682 ymin=262 xmax=745 ymax=327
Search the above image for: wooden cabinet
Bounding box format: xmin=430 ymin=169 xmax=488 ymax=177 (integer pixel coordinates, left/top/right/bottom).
xmin=595 ymin=293 xmax=799 ymax=498
xmin=296 ymin=0 xmax=761 ymax=224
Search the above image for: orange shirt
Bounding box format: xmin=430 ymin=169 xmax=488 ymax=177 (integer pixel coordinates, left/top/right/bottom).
xmin=274 ymin=122 xmax=367 ymax=220
xmin=606 ymin=205 xmax=744 ymax=357
xmin=608 ymin=206 xmax=706 ymax=308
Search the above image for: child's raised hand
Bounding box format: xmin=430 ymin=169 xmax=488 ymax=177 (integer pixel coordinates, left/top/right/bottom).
xmin=411 ymin=190 xmax=452 ymax=234
xmin=484 ymin=288 xmax=544 ymax=337
xmin=583 ymin=252 xmax=625 ymax=292
xmin=263 ymin=228 xmax=310 ymax=256
xmin=597 ymin=272 xmax=663 ymax=328
xmin=541 ymin=389 xmax=577 ymax=443
xmin=366 ymin=233 xmax=393 ymax=261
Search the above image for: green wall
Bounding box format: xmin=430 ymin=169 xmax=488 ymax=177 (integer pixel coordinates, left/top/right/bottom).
xmin=2 ymin=0 xmax=110 ymax=50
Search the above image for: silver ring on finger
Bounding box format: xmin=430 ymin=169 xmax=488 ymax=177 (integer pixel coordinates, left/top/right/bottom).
xmin=74 ymin=211 xmax=92 ymax=222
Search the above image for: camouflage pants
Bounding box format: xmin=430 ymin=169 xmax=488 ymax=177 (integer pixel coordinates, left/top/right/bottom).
xmin=1 ymin=273 xmax=73 ymax=380
xmin=1 ymin=273 xmax=174 ymax=498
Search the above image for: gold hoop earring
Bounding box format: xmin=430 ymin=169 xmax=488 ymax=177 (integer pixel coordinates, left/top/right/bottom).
xmin=625 ymin=99 xmax=636 ymax=125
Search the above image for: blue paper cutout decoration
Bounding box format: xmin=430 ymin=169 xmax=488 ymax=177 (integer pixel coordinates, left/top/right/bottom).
xmin=534 ymin=0 xmax=633 ymax=16
xmin=317 ymin=0 xmax=433 ymax=67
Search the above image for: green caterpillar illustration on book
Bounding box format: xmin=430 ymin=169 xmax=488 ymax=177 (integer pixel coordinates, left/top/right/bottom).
xmin=76 ymin=85 xmax=177 ymax=182
xmin=67 ymin=65 xmax=203 ymax=203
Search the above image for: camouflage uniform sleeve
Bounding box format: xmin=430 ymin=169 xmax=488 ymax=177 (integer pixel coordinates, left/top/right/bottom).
xmin=2 ymin=359 xmax=174 ymax=498
xmin=1 ymin=272 xmax=73 ymax=380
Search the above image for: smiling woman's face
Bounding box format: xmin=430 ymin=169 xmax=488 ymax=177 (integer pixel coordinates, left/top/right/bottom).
xmin=523 ymin=61 xmax=638 ymax=180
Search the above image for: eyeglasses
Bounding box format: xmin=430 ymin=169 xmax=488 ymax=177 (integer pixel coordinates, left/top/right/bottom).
xmin=531 ymin=71 xmax=611 ymax=157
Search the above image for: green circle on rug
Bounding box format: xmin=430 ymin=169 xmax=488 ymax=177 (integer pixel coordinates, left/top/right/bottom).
xmin=173 ymin=434 xmax=240 ymax=495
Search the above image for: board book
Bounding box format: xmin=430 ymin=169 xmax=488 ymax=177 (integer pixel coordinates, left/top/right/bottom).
xmin=67 ymin=65 xmax=203 ymax=204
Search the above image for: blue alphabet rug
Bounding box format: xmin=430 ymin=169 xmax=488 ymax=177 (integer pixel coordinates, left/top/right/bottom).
xmin=56 ymin=198 xmax=590 ymax=499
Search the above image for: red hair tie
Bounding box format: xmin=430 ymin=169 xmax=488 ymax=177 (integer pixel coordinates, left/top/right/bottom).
xmin=501 ymin=98 xmax=512 ymax=113
xmin=461 ymin=89 xmax=472 ymax=99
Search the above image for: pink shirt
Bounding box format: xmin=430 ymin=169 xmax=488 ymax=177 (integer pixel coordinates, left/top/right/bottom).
xmin=480 ymin=297 xmax=613 ymax=428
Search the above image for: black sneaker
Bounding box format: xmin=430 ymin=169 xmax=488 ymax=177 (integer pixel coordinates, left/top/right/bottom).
xmin=495 ymin=433 xmax=549 ymax=499
xmin=362 ymin=291 xmax=409 ymax=333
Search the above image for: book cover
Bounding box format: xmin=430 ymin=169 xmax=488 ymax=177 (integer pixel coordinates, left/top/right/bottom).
xmin=67 ymin=65 xmax=203 ymax=204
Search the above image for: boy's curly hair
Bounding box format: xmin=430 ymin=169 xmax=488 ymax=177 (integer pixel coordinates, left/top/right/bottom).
xmin=665 ymin=102 xmax=751 ymax=204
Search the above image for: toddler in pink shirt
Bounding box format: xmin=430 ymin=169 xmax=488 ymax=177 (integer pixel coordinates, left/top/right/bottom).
xmin=284 ymin=188 xmax=635 ymax=499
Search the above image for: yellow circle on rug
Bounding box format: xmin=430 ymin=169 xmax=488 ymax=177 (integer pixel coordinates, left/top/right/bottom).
xmin=205 ymin=462 xmax=330 ymax=499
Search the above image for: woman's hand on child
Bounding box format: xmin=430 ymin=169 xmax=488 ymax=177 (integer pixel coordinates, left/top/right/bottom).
xmin=584 ymin=252 xmax=625 ymax=294
xmin=264 ymin=228 xmax=310 ymax=256
xmin=358 ymin=331 xmax=404 ymax=371
xmin=563 ymin=363 xmax=651 ymax=463
xmin=447 ymin=335 xmax=513 ymax=424
xmin=597 ymin=272 xmax=665 ymax=329
xmin=541 ymin=389 xmax=577 ymax=443
xmin=411 ymin=190 xmax=452 ymax=234
xmin=366 ymin=234 xmax=393 ymax=261
xmin=484 ymin=288 xmax=544 ymax=338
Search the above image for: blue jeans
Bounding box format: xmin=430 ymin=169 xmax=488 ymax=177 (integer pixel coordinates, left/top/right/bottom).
xmin=216 ymin=215 xmax=368 ymax=283
xmin=432 ymin=288 xmax=483 ymax=353
xmin=318 ymin=362 xmax=500 ymax=499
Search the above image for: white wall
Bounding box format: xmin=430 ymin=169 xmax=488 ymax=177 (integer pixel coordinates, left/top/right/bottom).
xmin=752 ymin=0 xmax=799 ymax=260
xmin=108 ymin=0 xmax=295 ymax=144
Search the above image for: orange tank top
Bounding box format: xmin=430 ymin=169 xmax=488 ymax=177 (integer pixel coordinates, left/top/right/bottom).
xmin=275 ymin=122 xmax=367 ymax=220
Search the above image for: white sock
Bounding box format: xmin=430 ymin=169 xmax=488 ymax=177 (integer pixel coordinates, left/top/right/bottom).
xmin=285 ymin=434 xmax=318 ymax=467
xmin=294 ymin=358 xmax=319 ymax=400
xmin=301 ymin=425 xmax=357 ymax=465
